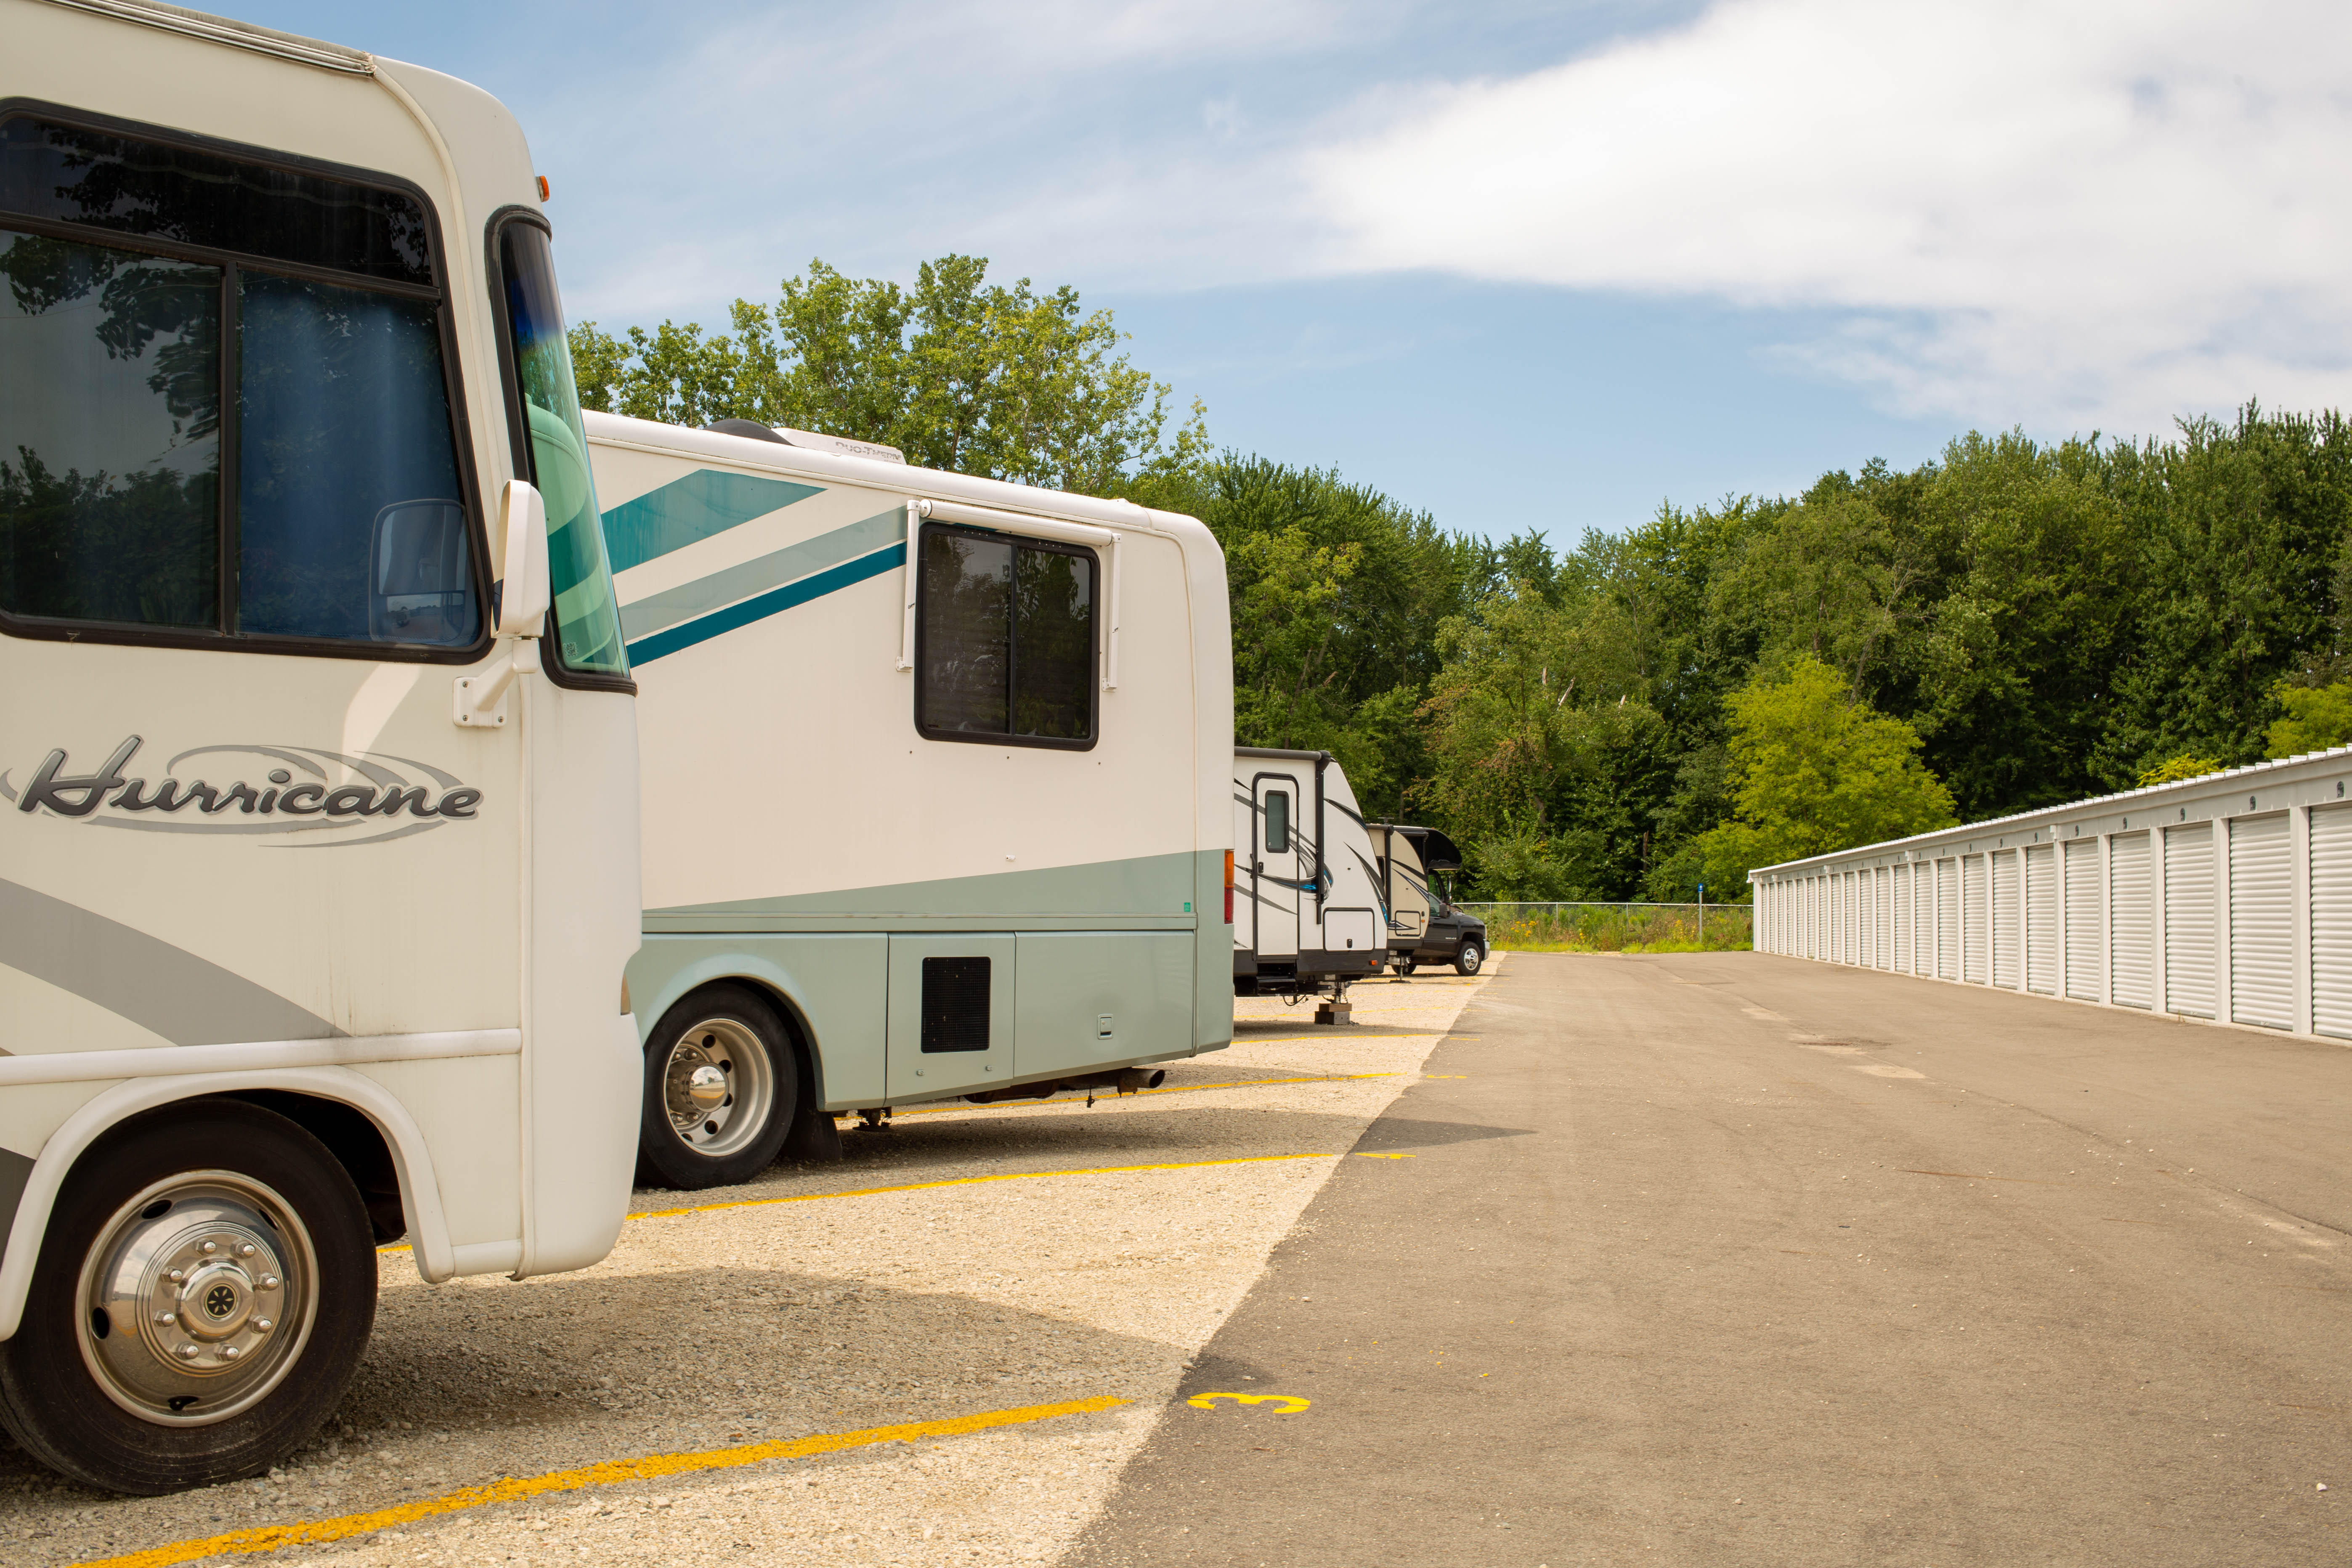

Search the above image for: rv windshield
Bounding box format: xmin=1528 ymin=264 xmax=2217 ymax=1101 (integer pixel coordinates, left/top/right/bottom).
xmin=496 ymin=220 xmax=626 ymax=677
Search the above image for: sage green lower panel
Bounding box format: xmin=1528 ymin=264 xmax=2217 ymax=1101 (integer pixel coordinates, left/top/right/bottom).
xmin=1195 ymin=849 xmax=1234 ymax=1052
xmin=626 ymin=934 xmax=888 ymax=1109
xmin=1016 ymin=931 xmax=1194 ymax=1080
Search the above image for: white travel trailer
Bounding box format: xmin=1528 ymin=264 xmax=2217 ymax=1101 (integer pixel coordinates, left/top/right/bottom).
xmin=585 ymin=413 xmax=1236 ymax=1188
xmin=0 ymin=3 xmax=642 ymax=1491
xmin=1232 ymin=748 xmax=1386 ymax=1011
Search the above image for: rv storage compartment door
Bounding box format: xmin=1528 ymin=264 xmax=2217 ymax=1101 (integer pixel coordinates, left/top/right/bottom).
xmin=1015 ymin=933 xmax=1192 ymax=1079
xmin=1325 ymin=907 xmax=1379 ymax=956
xmin=887 ymin=934 xmax=1017 ymax=1099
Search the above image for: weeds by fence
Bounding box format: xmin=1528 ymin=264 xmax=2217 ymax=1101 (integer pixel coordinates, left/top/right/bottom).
xmin=1455 ymin=901 xmax=1753 ymax=954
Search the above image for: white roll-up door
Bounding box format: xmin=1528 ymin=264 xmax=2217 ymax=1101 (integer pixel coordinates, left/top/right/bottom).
xmin=2164 ymin=823 xmax=2218 ymax=1018
xmin=1877 ymin=868 xmax=1892 ymax=968
xmin=1991 ymin=849 xmax=2020 ymax=988
xmin=1893 ymin=864 xmax=1910 ymax=971
xmin=1853 ymin=870 xmax=1866 ymax=964
xmin=1915 ymin=863 xmax=1931 ymax=974
xmin=1853 ymin=870 xmax=1872 ymax=968
xmin=2311 ymin=807 xmax=2352 ymax=1037
xmin=1842 ymin=873 xmax=1854 ymax=963
xmin=2109 ymin=832 xmax=2153 ymax=1008
xmin=1935 ymin=859 xmax=1959 ymax=978
xmin=2025 ymin=845 xmax=2058 ymax=994
xmin=2229 ymin=814 xmax=2291 ymax=1029
xmin=1850 ymin=869 xmax=1863 ymax=964
xmin=1961 ymin=854 xmax=1988 ymax=983
xmin=2063 ymin=839 xmax=2101 ymax=1000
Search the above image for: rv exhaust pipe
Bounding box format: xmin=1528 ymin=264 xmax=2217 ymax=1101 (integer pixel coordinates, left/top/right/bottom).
xmin=1117 ymin=1069 xmax=1166 ymax=1094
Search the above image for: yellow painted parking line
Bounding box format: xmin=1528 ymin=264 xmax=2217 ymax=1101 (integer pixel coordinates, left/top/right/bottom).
xmin=887 ymin=1069 xmax=1402 ymax=1113
xmin=75 ymin=1396 xmax=1127 ymax=1568
xmin=380 ymin=1152 xmax=1334 ymax=1253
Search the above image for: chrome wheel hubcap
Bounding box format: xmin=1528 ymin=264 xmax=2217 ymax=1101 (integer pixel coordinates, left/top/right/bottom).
xmin=662 ymin=1019 xmax=774 ymax=1158
xmin=76 ymin=1173 xmax=318 ymax=1426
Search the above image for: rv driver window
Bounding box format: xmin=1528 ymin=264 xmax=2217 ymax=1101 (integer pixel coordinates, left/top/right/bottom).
xmin=0 ymin=116 xmax=480 ymax=653
xmin=916 ymin=522 xmax=1096 ymax=748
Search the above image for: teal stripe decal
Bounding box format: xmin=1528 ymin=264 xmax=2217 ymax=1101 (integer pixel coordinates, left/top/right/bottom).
xmin=619 ymin=507 xmax=905 ymax=644
xmin=602 ymin=470 xmax=824 ymax=573
xmin=626 ymin=544 xmax=904 ymax=666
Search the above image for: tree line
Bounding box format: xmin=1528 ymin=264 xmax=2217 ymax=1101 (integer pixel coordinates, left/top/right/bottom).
xmin=575 ymin=257 xmax=2352 ymax=902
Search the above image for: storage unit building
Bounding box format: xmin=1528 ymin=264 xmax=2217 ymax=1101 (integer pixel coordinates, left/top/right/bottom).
xmin=1749 ymin=748 xmax=2352 ymax=1041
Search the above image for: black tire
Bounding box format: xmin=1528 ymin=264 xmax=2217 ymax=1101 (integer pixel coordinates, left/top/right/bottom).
xmin=638 ymin=985 xmax=798 ymax=1190
xmin=1455 ymin=940 xmax=1485 ymax=976
xmin=0 ymin=1099 xmax=375 ymax=1494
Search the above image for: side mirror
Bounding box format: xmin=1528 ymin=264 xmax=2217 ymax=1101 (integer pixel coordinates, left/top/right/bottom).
xmin=369 ymin=498 xmax=473 ymax=645
xmin=496 ymin=478 xmax=550 ymax=638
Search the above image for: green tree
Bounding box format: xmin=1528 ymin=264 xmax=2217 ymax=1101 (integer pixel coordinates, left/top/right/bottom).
xmin=2136 ymin=755 xmax=2225 ymax=786
xmin=570 ymin=255 xmax=1206 ymax=494
xmin=2266 ymin=679 xmax=2352 ymax=756
xmin=2092 ymin=405 xmax=2352 ymax=785
xmin=1692 ymin=656 xmax=1958 ymax=895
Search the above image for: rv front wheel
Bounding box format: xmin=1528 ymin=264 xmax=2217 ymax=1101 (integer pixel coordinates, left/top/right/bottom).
xmin=639 ymin=986 xmax=799 ymax=1190
xmin=1455 ymin=941 xmax=1485 ymax=976
xmin=0 ymin=1100 xmax=376 ymax=1494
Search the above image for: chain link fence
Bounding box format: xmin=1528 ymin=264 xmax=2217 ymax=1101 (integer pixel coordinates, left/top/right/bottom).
xmin=1452 ymin=900 xmax=1753 ymax=953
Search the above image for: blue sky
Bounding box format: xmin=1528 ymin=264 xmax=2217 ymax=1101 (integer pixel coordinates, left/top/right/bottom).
xmin=240 ymin=0 xmax=2352 ymax=542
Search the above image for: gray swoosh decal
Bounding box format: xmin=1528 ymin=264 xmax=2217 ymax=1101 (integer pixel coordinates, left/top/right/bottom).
xmin=619 ymin=507 xmax=907 ymax=644
xmin=0 ymin=878 xmax=344 ymax=1045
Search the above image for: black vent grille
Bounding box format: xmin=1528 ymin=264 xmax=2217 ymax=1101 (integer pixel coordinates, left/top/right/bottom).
xmin=920 ymin=956 xmax=991 ymax=1053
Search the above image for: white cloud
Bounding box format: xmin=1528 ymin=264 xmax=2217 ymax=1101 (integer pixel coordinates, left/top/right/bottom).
xmin=541 ymin=0 xmax=1384 ymax=319
xmin=1302 ymin=0 xmax=2352 ymax=428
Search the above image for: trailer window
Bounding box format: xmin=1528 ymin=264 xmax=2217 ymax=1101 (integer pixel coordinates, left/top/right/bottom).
xmin=1264 ymin=791 xmax=1291 ymax=854
xmin=916 ymin=522 xmax=1095 ymax=749
xmin=0 ymin=115 xmax=484 ymax=656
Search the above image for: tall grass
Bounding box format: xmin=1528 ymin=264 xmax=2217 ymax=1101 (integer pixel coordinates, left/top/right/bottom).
xmin=1457 ymin=901 xmax=1753 ymax=954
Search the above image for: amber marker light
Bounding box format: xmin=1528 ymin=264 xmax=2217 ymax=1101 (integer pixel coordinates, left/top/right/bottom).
xmin=1224 ymin=850 xmax=1235 ymax=923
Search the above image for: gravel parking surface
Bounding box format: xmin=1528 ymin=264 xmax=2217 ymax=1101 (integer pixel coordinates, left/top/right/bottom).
xmin=0 ymin=967 xmax=1493 ymax=1567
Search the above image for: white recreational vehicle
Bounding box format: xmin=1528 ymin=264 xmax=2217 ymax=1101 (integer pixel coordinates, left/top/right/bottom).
xmin=1366 ymin=822 xmax=1487 ymax=974
xmin=1232 ymin=748 xmax=1386 ymax=1014
xmin=0 ymin=3 xmax=642 ymax=1490
xmin=584 ymin=413 xmax=1237 ymax=1188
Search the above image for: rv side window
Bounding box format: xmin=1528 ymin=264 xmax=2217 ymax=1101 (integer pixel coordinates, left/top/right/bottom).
xmin=1264 ymin=791 xmax=1291 ymax=854
xmin=0 ymin=114 xmax=482 ymax=655
xmin=916 ymin=522 xmax=1095 ymax=748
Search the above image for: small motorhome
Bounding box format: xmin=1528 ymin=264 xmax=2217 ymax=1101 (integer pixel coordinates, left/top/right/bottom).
xmin=1232 ymin=748 xmax=1386 ymax=1015
xmin=587 ymin=414 xmax=1236 ymax=1189
xmin=1 ymin=1 xmax=643 ymax=1490
xmin=1367 ymin=823 xmax=1486 ymax=974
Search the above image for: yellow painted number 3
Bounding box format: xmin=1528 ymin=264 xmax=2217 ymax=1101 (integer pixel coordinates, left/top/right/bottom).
xmin=1187 ymin=1392 xmax=1312 ymax=1413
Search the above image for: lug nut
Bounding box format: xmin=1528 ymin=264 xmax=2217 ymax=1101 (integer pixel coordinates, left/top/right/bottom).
xmin=239 ymin=1244 xmax=256 ymax=1258
xmin=223 ymin=1346 xmax=242 ymax=1360
xmin=259 ymin=1276 xmax=279 ymax=1290
xmin=254 ymin=1319 xmax=273 ymax=1333
xmin=178 ymin=1344 xmax=199 ymax=1359
xmin=156 ymin=1312 xmax=175 ymax=1326
xmin=168 ymin=1269 xmax=186 ymax=1283
xmin=201 ymin=1241 xmax=217 ymax=1254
